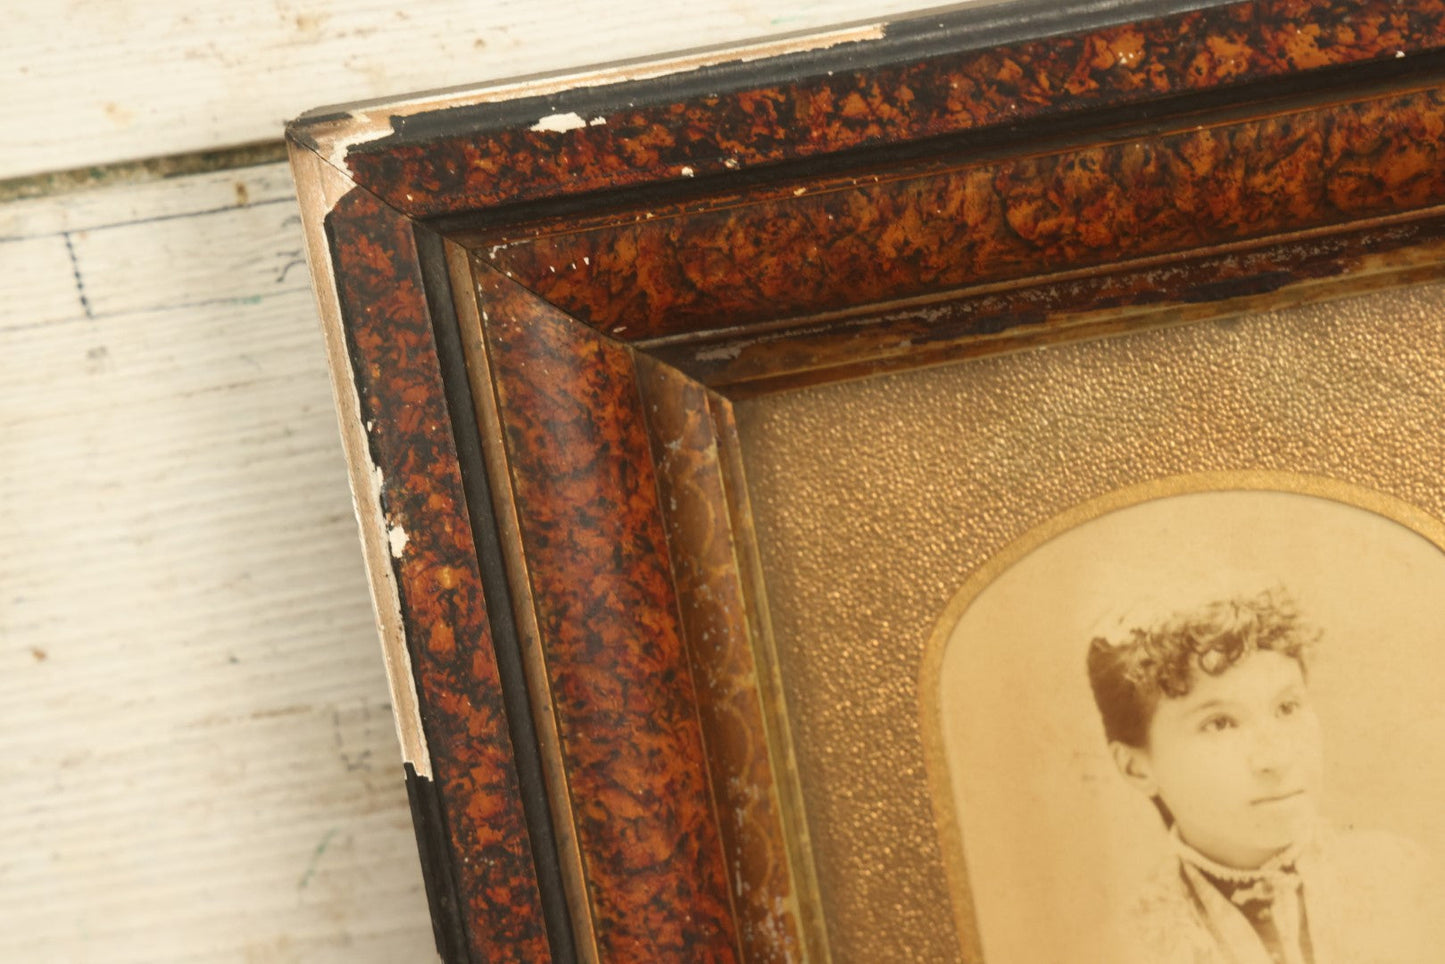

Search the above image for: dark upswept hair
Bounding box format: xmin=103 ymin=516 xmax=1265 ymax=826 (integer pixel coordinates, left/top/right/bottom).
xmin=1086 ymin=586 xmax=1319 ymax=748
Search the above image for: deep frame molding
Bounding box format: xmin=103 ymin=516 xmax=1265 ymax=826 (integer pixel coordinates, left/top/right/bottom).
xmin=289 ymin=1 xmax=1445 ymax=960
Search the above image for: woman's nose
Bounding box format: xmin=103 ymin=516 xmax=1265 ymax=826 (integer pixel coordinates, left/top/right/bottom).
xmin=1248 ymin=722 xmax=1294 ymax=772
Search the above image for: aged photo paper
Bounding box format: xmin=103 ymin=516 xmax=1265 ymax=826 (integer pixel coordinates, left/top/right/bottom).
xmin=933 ymin=481 xmax=1445 ymax=963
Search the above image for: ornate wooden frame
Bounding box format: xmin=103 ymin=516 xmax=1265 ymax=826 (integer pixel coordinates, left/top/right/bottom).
xmin=288 ymin=1 xmax=1445 ymax=960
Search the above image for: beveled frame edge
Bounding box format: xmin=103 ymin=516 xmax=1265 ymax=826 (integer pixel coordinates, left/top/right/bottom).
xmin=632 ymin=357 xmax=831 ymax=962
xmin=443 ymin=243 xmax=600 ymax=964
xmin=678 ymin=211 xmax=1445 ymax=398
xmin=456 ymin=264 xmax=751 ymax=962
xmin=288 ymin=144 xmax=431 ymax=780
xmin=284 ymin=3 xmax=1445 ymax=959
xmin=437 ymin=236 xmax=837 ymax=963
xmin=701 ymin=390 xmax=835 ymax=962
xmin=289 ymin=0 xmax=1240 ymax=214
xmin=290 ymin=17 xmax=895 ymax=172
xmin=295 ymin=0 xmax=1445 ymax=221
xmin=287 ymin=149 xmax=561 ymax=963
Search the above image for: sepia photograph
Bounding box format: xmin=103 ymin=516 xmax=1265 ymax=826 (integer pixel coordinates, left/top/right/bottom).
xmin=931 ymin=478 xmax=1445 ymax=964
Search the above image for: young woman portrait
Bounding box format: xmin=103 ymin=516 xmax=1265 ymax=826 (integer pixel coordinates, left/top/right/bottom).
xmin=928 ymin=479 xmax=1445 ymax=964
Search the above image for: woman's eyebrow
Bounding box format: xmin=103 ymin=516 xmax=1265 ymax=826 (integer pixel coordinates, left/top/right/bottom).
xmin=1180 ymin=697 xmax=1232 ymax=718
xmin=1271 ymin=682 xmax=1306 ymax=700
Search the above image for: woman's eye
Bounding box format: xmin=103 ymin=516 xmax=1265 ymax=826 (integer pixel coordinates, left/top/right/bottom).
xmin=1278 ymin=698 xmax=1302 ymax=717
xmin=1200 ymin=715 xmax=1236 ymax=733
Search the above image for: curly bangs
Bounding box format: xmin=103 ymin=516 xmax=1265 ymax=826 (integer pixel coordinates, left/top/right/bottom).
xmin=1086 ymin=587 xmax=1318 ymax=748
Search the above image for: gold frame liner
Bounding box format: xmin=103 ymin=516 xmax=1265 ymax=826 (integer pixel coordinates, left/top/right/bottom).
xmin=731 ymin=278 xmax=1445 ymax=959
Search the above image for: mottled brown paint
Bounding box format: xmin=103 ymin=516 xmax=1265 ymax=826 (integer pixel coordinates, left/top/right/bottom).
xmin=325 ymin=187 xmax=550 ymax=961
xmin=342 ymin=0 xmax=1445 ymax=219
xmin=482 ymin=85 xmax=1445 ymax=341
xmin=655 ymin=215 xmax=1445 ymax=395
xmin=633 ymin=355 xmax=810 ymax=962
xmin=475 ymin=267 xmax=740 ymax=962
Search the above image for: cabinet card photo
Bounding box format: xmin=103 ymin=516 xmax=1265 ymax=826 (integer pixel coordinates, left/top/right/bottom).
xmin=927 ymin=482 xmax=1445 ymax=963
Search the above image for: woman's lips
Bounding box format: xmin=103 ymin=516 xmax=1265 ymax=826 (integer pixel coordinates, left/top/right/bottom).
xmin=1251 ymin=789 xmax=1305 ymax=806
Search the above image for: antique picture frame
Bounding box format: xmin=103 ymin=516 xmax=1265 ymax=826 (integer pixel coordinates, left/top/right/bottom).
xmin=288 ymin=1 xmax=1445 ymax=960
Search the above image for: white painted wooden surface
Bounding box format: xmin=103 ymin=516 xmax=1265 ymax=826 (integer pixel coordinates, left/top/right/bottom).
xmin=0 ymin=162 xmax=437 ymax=961
xmin=5 ymin=0 xmax=954 ymax=180
xmin=2 ymin=1 xmax=949 ymax=958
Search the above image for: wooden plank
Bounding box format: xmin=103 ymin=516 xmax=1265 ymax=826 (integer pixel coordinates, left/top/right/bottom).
xmin=0 ymin=235 xmax=82 ymax=329
xmin=69 ymin=198 xmax=310 ymax=318
xmin=0 ymin=161 xmax=437 ymax=961
xmin=2 ymin=0 xmax=942 ymax=179
xmin=0 ymin=165 xmax=300 ymax=240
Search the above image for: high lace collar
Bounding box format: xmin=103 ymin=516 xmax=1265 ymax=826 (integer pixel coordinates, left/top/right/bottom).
xmin=1169 ymin=825 xmax=1313 ymax=887
xmin=1170 ymin=824 xmax=1318 ymax=963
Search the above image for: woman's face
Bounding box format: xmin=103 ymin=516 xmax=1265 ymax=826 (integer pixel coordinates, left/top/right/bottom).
xmin=1117 ymin=649 xmax=1323 ymax=868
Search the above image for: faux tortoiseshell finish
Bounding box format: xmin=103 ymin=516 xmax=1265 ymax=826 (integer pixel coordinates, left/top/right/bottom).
xmin=343 ymin=0 xmax=1445 ymax=219
xmin=481 ymin=85 xmax=1445 ymax=343
xmin=325 ymin=190 xmax=550 ymax=961
xmin=633 ymin=355 xmax=813 ymax=962
xmin=475 ymin=268 xmax=740 ymax=962
xmin=657 ymin=215 xmax=1445 ymax=395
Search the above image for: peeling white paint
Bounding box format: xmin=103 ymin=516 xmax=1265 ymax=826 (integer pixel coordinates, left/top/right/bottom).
xmin=530 ymin=111 xmax=590 ymax=133
xmin=308 ymin=22 xmax=889 ymax=172
xmin=292 ymin=148 xmax=434 ymax=782
xmin=387 ymin=523 xmax=409 ymax=558
xmin=321 ymin=107 xmax=407 ymax=172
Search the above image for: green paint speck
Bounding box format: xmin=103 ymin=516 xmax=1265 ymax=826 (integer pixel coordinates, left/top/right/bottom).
xmin=297 ymin=828 xmax=339 ymax=890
